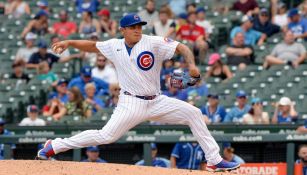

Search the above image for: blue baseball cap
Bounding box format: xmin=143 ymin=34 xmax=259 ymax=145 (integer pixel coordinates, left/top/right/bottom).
xmin=87 ymin=146 xmax=99 ymax=152
xmin=178 ymin=13 xmax=188 ymax=19
xmin=223 ymin=142 xmax=231 ymax=148
xmin=35 ymin=10 xmax=48 ymax=19
xmin=37 ymin=40 xmax=48 ymax=48
xmin=236 ymin=90 xmax=247 ymax=98
xmin=207 ymin=93 xmax=219 ymax=99
xmin=251 ymin=97 xmax=262 ymax=104
xmin=57 ymin=79 xmax=68 ymax=86
xmin=120 ymin=13 xmax=147 ymax=28
xmin=151 ymin=143 xmax=157 ymax=150
xmin=81 ymin=66 xmax=92 ymax=77
xmin=288 ymin=8 xmax=299 ymax=18
xmin=196 ymin=7 xmax=206 ymax=14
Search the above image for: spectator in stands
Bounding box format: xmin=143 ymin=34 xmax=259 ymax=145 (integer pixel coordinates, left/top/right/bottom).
xmin=105 ymin=83 xmax=120 ymax=108
xmin=19 ymin=105 xmax=46 ymax=126
xmin=165 ymin=13 xmax=187 ymax=39
xmin=37 ymin=0 xmax=49 ymax=14
xmin=287 ymin=8 xmax=307 ymax=40
xmin=152 ymin=7 xmax=173 ymax=37
xmin=137 ymin=0 xmax=159 ymax=30
xmin=201 ymin=93 xmax=226 ymax=124
xmin=21 ymin=10 xmax=50 ymax=38
xmin=48 ymin=35 xmax=70 ymax=57
xmin=263 ymin=31 xmax=306 ymax=69
xmin=224 ymin=90 xmax=251 ymax=123
xmin=230 ymin=15 xmax=266 ymax=46
xmin=52 ymin=10 xmax=77 ymax=39
xmin=97 ymin=9 xmax=117 ymax=37
xmin=196 ymin=7 xmax=214 ymax=38
xmin=37 ymin=61 xmax=58 ymax=87
xmin=48 ymin=79 xmax=69 ymax=104
xmin=242 ymin=97 xmax=270 ymax=124
xmin=5 ymin=0 xmax=30 ymax=18
xmin=170 ymin=142 xmax=206 ymax=170
xmin=163 ymin=79 xmax=188 ymax=101
xmin=15 ymin=32 xmax=38 ymax=63
xmin=75 ymin=0 xmax=100 ymax=14
xmin=186 ymin=3 xmax=196 ymax=13
xmin=186 ymin=80 xmax=208 ymax=105
xmin=81 ymin=146 xmax=107 ymax=163
xmin=296 ymin=144 xmax=307 ymax=175
xmin=176 ymin=12 xmax=208 ymax=64
xmin=160 ymin=59 xmax=174 ymax=91
xmin=296 ymin=120 xmax=307 ymax=134
xmin=68 ymin=66 xmax=109 ymax=97
xmin=205 ymin=53 xmax=233 ymax=81
xmin=79 ymin=11 xmax=100 ymax=35
xmin=84 ymin=83 xmax=104 ymax=113
xmin=53 ymin=87 xmax=92 ymax=120
xmin=42 ymin=94 xmax=62 ymax=118
xmin=273 ymin=2 xmax=288 ymax=28
xmin=10 ymin=60 xmax=30 ymax=83
xmin=136 ymin=143 xmax=170 ymax=167
xmin=232 ymin=0 xmax=259 ymax=15
xmin=27 ymin=40 xmax=79 ymax=69
xmin=253 ymin=8 xmax=280 ymax=38
xmin=92 ymin=53 xmax=118 ymax=84
xmin=226 ymin=32 xmax=255 ymax=70
xmin=79 ymin=32 xmax=100 ymax=66
xmin=0 ymin=118 xmax=15 ymax=160
xmin=168 ymin=0 xmax=186 ymax=16
xmin=272 ymin=97 xmax=298 ymax=124
xmin=223 ymin=142 xmax=245 ymax=164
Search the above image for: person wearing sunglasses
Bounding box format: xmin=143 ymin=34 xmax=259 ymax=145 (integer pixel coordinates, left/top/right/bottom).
xmin=242 ymin=98 xmax=270 ymax=124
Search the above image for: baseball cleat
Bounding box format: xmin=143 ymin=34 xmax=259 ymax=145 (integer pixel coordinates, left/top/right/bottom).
xmin=36 ymin=140 xmax=55 ymax=160
xmin=206 ymin=159 xmax=240 ymax=172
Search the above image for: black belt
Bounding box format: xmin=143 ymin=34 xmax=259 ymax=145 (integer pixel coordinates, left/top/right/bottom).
xmin=124 ymin=91 xmax=157 ymax=100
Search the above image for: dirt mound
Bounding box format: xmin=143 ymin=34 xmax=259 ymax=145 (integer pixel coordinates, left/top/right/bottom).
xmin=0 ymin=160 xmax=244 ymax=175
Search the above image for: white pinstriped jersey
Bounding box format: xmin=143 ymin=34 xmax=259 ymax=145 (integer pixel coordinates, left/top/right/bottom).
xmin=96 ymin=34 xmax=179 ymax=96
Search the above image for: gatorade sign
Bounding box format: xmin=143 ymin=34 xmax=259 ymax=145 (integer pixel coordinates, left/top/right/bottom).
xmin=235 ymin=163 xmax=286 ymax=175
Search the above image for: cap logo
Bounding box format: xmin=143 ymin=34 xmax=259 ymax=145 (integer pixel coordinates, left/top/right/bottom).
xmin=134 ymin=15 xmax=139 ymax=20
xmin=137 ymin=51 xmax=154 ymax=71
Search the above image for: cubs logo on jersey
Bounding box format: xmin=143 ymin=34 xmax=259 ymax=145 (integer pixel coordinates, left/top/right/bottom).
xmin=137 ymin=51 xmax=155 ymax=71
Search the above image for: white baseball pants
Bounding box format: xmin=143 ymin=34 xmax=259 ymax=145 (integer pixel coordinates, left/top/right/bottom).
xmin=52 ymin=94 xmax=223 ymax=165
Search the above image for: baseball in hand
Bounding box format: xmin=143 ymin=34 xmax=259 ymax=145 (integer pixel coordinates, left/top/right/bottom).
xmin=55 ymin=47 xmax=63 ymax=54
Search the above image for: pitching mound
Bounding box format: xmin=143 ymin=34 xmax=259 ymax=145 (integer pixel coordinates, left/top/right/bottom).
xmin=0 ymin=160 xmax=246 ymax=175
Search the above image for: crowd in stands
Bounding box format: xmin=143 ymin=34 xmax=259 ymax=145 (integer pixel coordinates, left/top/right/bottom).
xmin=0 ymin=0 xmax=306 ymax=128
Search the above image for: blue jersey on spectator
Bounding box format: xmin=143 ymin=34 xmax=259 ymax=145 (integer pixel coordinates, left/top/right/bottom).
xmin=0 ymin=129 xmax=16 ymax=160
xmin=68 ymin=77 xmax=109 ymax=97
xmin=89 ymin=96 xmax=105 ymax=113
xmin=28 ymin=52 xmax=59 ymax=68
xmin=224 ymin=105 xmax=251 ymax=123
xmin=201 ymin=105 xmax=226 ymax=123
xmin=230 ymin=26 xmax=262 ymax=45
xmin=135 ymin=157 xmax=170 ymax=167
xmin=75 ymin=0 xmax=100 ymax=13
xmin=230 ymin=154 xmax=245 ymax=164
xmin=277 ymin=112 xmax=297 ymax=124
xmin=288 ymin=18 xmax=307 ymax=40
xmin=162 ymin=90 xmax=188 ymax=101
xmin=171 ymin=143 xmax=206 ymax=170
xmin=81 ymin=158 xmax=107 ymax=163
xmin=49 ymin=92 xmax=68 ymax=104
xmin=186 ymin=83 xmax=208 ymax=97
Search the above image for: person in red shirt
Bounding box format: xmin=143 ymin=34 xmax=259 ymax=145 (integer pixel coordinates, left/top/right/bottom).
xmin=232 ymin=0 xmax=259 ymax=16
xmin=176 ymin=12 xmax=208 ymax=64
xmin=52 ymin=10 xmax=77 ymax=38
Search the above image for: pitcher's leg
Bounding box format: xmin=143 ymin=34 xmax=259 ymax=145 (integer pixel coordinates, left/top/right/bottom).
xmin=149 ymin=95 xmax=222 ymax=165
xmin=51 ymin=95 xmax=148 ymax=154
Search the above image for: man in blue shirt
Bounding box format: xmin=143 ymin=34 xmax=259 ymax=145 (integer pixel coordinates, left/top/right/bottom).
xmin=224 ymin=90 xmax=251 ymax=123
xmin=171 ymin=142 xmax=206 ymax=170
xmin=288 ymin=8 xmax=307 ymax=40
xmin=230 ymin=15 xmax=266 ymax=46
xmin=162 ymin=85 xmax=188 ymax=101
xmin=49 ymin=79 xmax=69 ymax=104
xmin=81 ymin=146 xmax=107 ymax=163
xmin=68 ymin=66 xmax=109 ymax=96
xmin=253 ymin=8 xmax=280 ymax=37
xmin=201 ymin=93 xmax=226 ymax=123
xmin=0 ymin=119 xmax=16 ymax=160
xmin=296 ymin=144 xmax=307 ymax=175
xmin=135 ymin=143 xmax=170 ymax=167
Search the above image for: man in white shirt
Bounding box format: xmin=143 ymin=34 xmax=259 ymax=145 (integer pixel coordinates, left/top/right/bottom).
xmin=15 ymin=32 xmax=38 ymax=63
xmin=91 ymin=53 xmax=118 ymax=84
xmin=137 ymin=0 xmax=159 ymax=30
xmin=196 ymin=7 xmax=214 ymax=38
xmin=152 ymin=8 xmax=174 ymax=37
xmin=19 ymin=105 xmax=46 ymax=126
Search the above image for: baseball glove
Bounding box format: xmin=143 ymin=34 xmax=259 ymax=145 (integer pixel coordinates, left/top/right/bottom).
xmin=170 ymin=71 xmax=201 ymax=89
